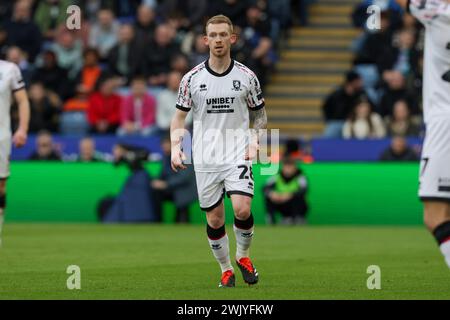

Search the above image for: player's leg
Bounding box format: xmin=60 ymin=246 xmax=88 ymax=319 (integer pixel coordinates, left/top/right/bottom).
xmin=419 ymin=119 xmax=450 ymax=268
xmin=229 ymin=194 xmax=258 ymax=284
xmin=205 ymin=200 xmax=235 ymax=287
xmin=225 ymin=163 xmax=258 ymax=284
xmin=423 ymin=201 xmax=450 ymax=268
xmin=196 ymin=171 xmax=234 ymax=287
xmin=230 ymin=194 xmax=254 ymax=258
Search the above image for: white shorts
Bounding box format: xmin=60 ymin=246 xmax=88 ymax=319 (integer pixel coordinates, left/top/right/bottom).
xmin=419 ymin=118 xmax=450 ymax=202
xmin=195 ymin=163 xmax=254 ymax=211
xmin=0 ymin=138 xmax=11 ymax=179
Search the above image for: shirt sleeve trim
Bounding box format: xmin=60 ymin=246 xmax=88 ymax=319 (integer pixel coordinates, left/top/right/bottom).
xmin=176 ymin=104 xmax=191 ymax=112
xmin=12 ymin=86 xmax=25 ymax=93
xmin=250 ymin=101 xmax=265 ymax=111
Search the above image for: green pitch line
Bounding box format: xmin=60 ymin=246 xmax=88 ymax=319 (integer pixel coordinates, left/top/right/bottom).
xmin=0 ymin=224 xmax=449 ymax=300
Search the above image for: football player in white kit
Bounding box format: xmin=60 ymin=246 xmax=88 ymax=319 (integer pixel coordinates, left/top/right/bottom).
xmin=170 ymin=15 xmax=267 ymax=287
xmin=0 ymin=59 xmax=30 ymax=246
xmin=397 ymin=0 xmax=450 ymax=268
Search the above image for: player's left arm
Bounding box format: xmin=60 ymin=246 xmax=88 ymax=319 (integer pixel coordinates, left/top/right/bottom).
xmin=246 ymin=74 xmax=267 ymax=160
xmin=247 ymin=106 xmax=267 ymax=161
xmin=12 ymin=88 xmax=30 ymax=148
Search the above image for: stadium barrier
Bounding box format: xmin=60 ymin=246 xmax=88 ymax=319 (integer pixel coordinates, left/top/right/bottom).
xmin=11 ymin=135 xmax=423 ymax=162
xmin=6 ymin=162 xmax=423 ymax=225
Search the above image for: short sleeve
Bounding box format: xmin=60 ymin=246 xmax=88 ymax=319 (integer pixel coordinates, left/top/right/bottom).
xmin=10 ymin=64 xmax=25 ymax=92
xmin=247 ymin=75 xmax=265 ymax=111
xmin=408 ymin=0 xmax=448 ymax=26
xmin=175 ymin=73 xmax=193 ymax=112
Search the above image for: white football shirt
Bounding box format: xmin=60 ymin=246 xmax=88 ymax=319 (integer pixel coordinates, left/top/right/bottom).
xmin=176 ymin=60 xmax=265 ymax=172
xmin=409 ymin=0 xmax=450 ymax=123
xmin=0 ymin=60 xmax=25 ymax=139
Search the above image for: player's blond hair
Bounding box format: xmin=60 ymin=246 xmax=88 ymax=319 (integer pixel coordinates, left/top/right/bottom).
xmin=205 ymin=15 xmax=234 ymax=34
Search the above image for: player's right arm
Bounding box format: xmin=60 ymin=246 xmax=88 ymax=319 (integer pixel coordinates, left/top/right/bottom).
xmin=170 ymin=72 xmax=193 ymax=172
xmin=170 ymin=109 xmax=188 ymax=172
xmin=12 ymin=89 xmax=30 ymax=148
xmin=10 ymin=64 xmax=30 ymax=148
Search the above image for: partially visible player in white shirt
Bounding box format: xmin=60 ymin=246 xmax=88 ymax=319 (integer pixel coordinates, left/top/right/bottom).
xmin=170 ymin=15 xmax=267 ymax=287
xmin=0 ymin=60 xmax=30 ymax=246
xmin=397 ymin=0 xmax=450 ymax=268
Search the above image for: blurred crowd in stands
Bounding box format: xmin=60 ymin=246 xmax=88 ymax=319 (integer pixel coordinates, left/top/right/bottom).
xmin=1 ymin=0 xmax=311 ymax=137
xmin=322 ymin=0 xmax=425 ymax=142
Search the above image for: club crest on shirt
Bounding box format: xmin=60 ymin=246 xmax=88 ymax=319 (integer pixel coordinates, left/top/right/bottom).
xmin=232 ymin=80 xmax=242 ymax=91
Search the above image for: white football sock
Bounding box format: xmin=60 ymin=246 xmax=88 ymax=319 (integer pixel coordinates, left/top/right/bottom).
xmin=439 ymin=240 xmax=450 ymax=268
xmin=208 ymin=233 xmax=233 ymax=273
xmin=234 ymin=224 xmax=254 ymax=261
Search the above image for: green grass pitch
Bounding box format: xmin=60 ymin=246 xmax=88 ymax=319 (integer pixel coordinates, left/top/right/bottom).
xmin=0 ymin=224 xmax=449 ymax=299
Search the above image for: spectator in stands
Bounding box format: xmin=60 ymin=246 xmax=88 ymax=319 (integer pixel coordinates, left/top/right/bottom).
xmin=72 ymin=48 xmax=103 ymax=96
xmin=241 ymin=4 xmax=274 ymax=87
xmin=264 ymin=0 xmax=290 ymax=42
xmin=378 ymin=70 xmax=419 ymax=117
xmin=144 ymin=23 xmax=181 ymax=86
xmin=231 ymin=25 xmax=253 ymax=64
xmin=188 ymin=33 xmax=209 ymax=68
xmin=151 ymin=136 xmax=197 ymax=223
xmin=389 ymin=28 xmax=419 ymax=77
xmin=28 ymin=130 xmax=62 ymax=161
xmin=170 ymin=53 xmax=190 ymax=75
xmin=207 ymin=0 xmax=248 ymax=28
xmin=0 ymin=26 xmax=8 ymax=58
xmin=160 ymin=0 xmax=208 ymax=31
xmin=0 ymin=1 xmax=14 ymax=23
xmin=385 ymin=99 xmax=422 ymax=137
xmin=60 ymin=84 xmax=91 ymax=135
xmin=295 ymin=0 xmax=315 ymax=27
xmin=28 ymin=82 xmax=61 ymax=133
xmin=108 ymin=23 xmax=145 ymax=85
xmin=354 ymin=10 xmax=395 ymax=73
xmin=6 ymin=46 xmax=34 ymax=87
xmin=264 ymin=156 xmax=308 ymax=225
xmin=88 ymin=8 xmax=119 ymax=61
xmin=79 ymin=0 xmax=149 ymax=22
xmin=352 ymin=1 xmax=403 ymax=31
xmin=118 ymin=76 xmax=157 ymax=136
xmin=343 ymin=98 xmax=386 ymax=139
xmin=50 ymin=29 xmax=83 ymax=80
xmin=2 ymin=0 xmax=42 ymax=62
xmin=87 ymin=75 xmax=121 ymax=134
xmin=156 ymin=71 xmax=192 ymax=134
xmin=114 ymin=0 xmax=143 ymax=19
xmin=379 ymin=135 xmax=419 ymax=162
xmin=134 ymin=4 xmax=157 ymax=45
xmin=34 ymin=0 xmax=72 ymax=41
xmin=63 ymin=84 xmax=89 ymax=112
xmin=77 ymin=137 xmax=103 ymax=162
xmin=322 ymin=71 xmax=365 ymax=138
xmin=32 ymin=49 xmax=71 ymax=100
xmin=61 ymin=48 xmax=102 ymax=135
xmin=78 ymin=0 xmax=103 ymax=23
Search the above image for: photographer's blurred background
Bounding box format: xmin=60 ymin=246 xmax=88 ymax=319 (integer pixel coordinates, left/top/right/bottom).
xmin=2 ymin=0 xmax=426 ymax=225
